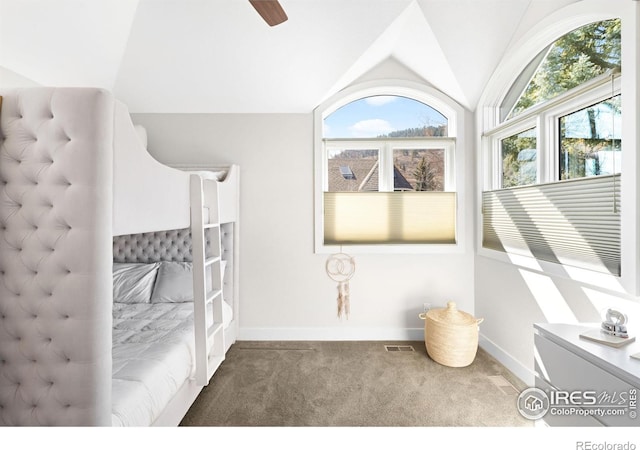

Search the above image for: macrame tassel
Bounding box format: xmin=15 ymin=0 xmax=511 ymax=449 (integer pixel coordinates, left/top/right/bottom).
xmin=337 ymin=281 xmax=350 ymax=319
xmin=326 ymin=251 xmax=355 ymax=320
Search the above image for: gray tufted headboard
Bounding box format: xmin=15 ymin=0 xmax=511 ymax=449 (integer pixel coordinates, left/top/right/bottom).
xmin=113 ymin=228 xmax=201 ymax=263
xmin=113 ymin=227 xmax=234 ymax=263
xmin=0 ymin=88 xmax=113 ymax=426
xmin=113 ymin=225 xmax=235 ymax=301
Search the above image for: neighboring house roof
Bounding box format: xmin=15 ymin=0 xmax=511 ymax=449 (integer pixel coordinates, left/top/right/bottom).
xmin=360 ymin=162 xmax=379 ymax=191
xmin=327 ymin=158 xmax=414 ymax=191
xmin=393 ymin=165 xmax=414 ymax=191
xmin=327 ymin=158 xmax=377 ymax=191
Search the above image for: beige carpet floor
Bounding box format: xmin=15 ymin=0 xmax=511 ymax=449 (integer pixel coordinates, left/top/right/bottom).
xmin=180 ymin=340 xmax=533 ymax=427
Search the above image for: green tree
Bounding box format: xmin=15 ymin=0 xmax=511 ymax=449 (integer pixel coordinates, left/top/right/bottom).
xmin=413 ymin=156 xmax=436 ymax=191
xmin=559 ymin=96 xmax=621 ymax=180
xmin=512 ymin=19 xmax=620 ymax=116
xmin=501 ymin=132 xmax=537 ymax=188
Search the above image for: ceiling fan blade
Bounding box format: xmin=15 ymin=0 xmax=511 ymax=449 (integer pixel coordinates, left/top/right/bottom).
xmin=249 ymin=0 xmax=288 ymax=27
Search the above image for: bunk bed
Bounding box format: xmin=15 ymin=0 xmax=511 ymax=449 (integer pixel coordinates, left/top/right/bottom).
xmin=0 ymin=87 xmax=239 ymax=426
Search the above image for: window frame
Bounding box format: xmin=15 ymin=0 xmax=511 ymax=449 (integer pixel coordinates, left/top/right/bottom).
xmin=314 ymin=79 xmax=466 ymax=254
xmin=324 ymin=137 xmax=456 ymax=193
xmin=475 ymin=4 xmax=640 ymax=295
xmin=483 ymin=70 xmax=621 ymax=191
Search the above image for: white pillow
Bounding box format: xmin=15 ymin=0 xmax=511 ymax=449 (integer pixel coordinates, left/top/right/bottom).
xmin=113 ymin=263 xmax=159 ymax=304
xmin=151 ymin=262 xmax=193 ymax=303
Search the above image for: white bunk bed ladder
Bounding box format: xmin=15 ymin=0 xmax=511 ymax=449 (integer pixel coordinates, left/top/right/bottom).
xmin=190 ymin=174 xmax=226 ymax=386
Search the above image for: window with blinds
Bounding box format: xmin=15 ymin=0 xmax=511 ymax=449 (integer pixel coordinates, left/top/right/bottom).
xmin=482 ymin=174 xmax=620 ymax=275
xmin=322 ymin=137 xmax=456 ymax=246
xmin=481 ymin=20 xmax=621 ymax=274
xmin=315 ymin=86 xmax=464 ymax=253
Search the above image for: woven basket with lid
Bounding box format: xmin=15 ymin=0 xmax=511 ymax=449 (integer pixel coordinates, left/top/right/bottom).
xmin=418 ymin=301 xmax=483 ymax=368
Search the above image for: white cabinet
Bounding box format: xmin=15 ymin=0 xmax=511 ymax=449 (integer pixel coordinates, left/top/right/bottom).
xmin=534 ymin=323 xmax=640 ymax=427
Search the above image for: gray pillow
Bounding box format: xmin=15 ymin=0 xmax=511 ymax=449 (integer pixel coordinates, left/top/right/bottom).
xmin=151 ymin=262 xmax=193 ymax=303
xmin=113 ymin=263 xmax=159 ymax=303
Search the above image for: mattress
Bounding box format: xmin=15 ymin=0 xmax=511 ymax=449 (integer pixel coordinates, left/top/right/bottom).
xmin=111 ymin=300 xmax=233 ymax=426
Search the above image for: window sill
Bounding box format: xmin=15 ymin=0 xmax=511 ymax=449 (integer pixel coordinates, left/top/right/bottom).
xmin=476 ymin=246 xmax=629 ymax=296
xmin=315 ymin=242 xmax=465 ymax=255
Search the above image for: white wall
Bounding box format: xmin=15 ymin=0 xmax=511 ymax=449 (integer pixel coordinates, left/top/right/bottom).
xmin=0 ymin=66 xmax=40 ymax=87
xmin=476 ymin=257 xmax=640 ymax=384
xmin=131 ymin=112 xmax=475 ymax=341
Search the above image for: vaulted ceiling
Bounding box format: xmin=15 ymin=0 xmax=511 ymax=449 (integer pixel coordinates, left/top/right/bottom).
xmin=0 ymin=0 xmax=579 ymax=113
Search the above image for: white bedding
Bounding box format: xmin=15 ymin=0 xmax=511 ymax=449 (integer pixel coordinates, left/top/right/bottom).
xmin=111 ymin=300 xmax=233 ymax=426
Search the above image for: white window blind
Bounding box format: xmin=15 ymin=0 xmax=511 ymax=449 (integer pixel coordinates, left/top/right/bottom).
xmin=482 ymin=174 xmax=620 ymax=275
xmin=324 ymin=192 xmax=456 ymax=245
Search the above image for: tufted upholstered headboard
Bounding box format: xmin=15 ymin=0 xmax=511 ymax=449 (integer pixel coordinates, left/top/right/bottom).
xmin=0 ymin=88 xmax=113 ymax=425
xmin=113 ymin=225 xmax=235 ymax=302
xmin=114 ymin=228 xmax=208 ymax=263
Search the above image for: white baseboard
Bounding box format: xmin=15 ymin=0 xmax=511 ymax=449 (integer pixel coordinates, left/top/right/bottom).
xmin=238 ymin=327 xmax=424 ymax=342
xmin=479 ymin=333 xmax=535 ymax=386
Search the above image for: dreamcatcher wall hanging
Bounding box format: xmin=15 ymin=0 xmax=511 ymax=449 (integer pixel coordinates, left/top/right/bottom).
xmin=325 ymin=251 xmax=356 ymax=319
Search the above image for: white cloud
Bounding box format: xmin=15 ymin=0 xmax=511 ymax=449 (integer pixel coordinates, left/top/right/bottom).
xmin=364 ymin=96 xmax=397 ymax=107
xmin=349 ymin=119 xmax=394 ymax=137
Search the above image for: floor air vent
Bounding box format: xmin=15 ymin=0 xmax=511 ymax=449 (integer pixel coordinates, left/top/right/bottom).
xmin=384 ymin=345 xmax=415 ymax=352
xmin=487 ymin=375 xmax=520 ymax=396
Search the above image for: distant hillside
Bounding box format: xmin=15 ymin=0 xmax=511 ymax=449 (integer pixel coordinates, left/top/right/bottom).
xmin=379 ymin=125 xmax=447 ymax=138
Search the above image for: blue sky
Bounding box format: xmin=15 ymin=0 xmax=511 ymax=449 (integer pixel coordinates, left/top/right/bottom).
xmin=323 ymin=95 xmax=447 ymax=138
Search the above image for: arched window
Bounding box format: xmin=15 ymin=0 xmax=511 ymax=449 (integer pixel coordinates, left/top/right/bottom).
xmin=314 ymin=82 xmax=464 ymax=253
xmin=503 ymin=19 xmax=620 ymax=121
xmin=488 ymin=19 xmax=621 ymax=188
xmin=324 ymin=96 xmax=450 ymax=193
xmin=482 ymin=18 xmax=622 ymax=276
